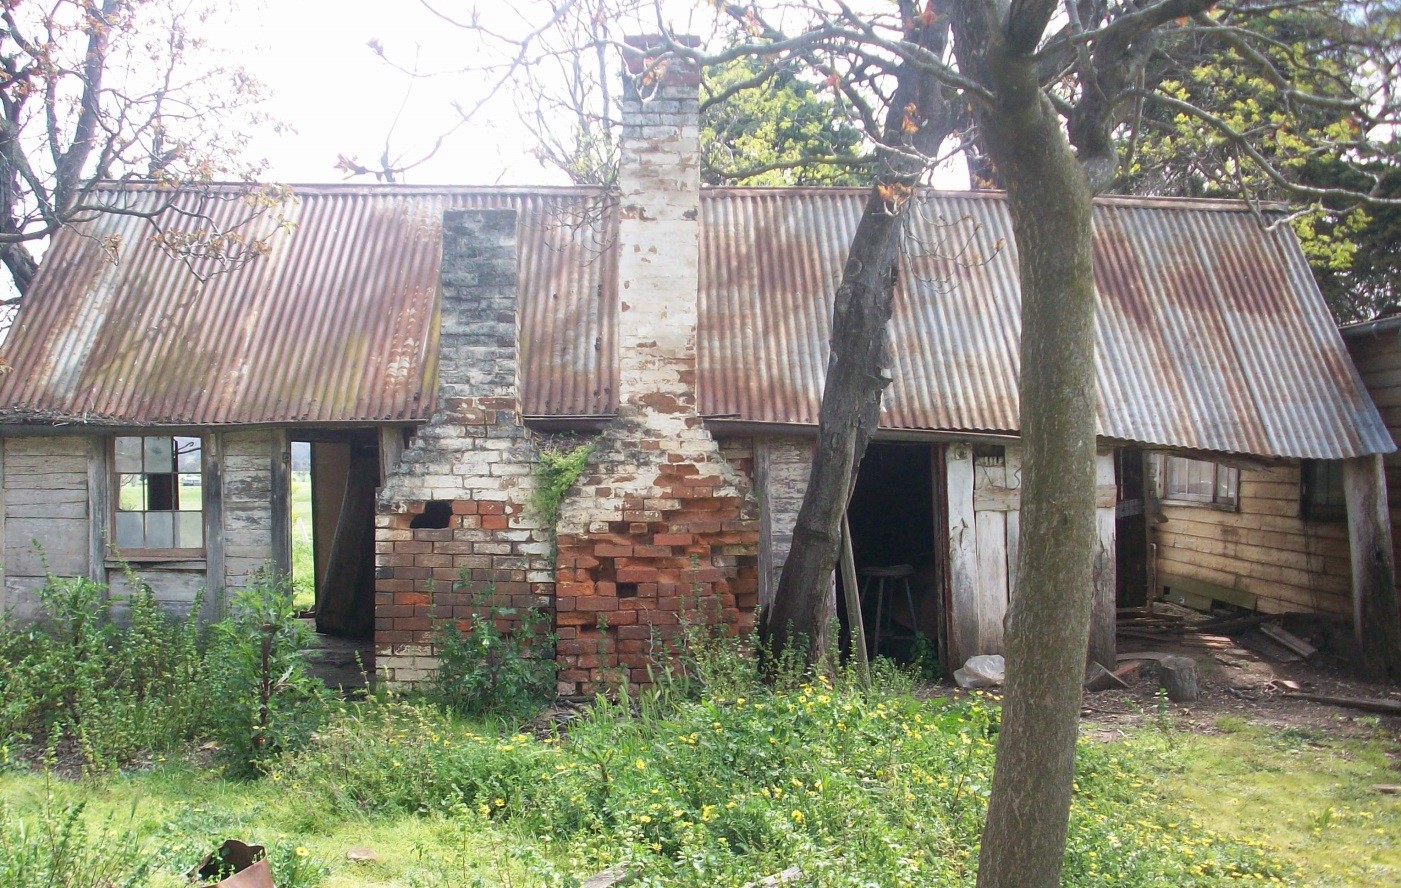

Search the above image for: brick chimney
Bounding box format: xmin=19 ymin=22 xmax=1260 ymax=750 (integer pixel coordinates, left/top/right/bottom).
xmin=552 ymin=37 xmax=759 ymax=697
xmin=616 ymin=35 xmax=703 ymax=427
xmin=374 ymin=209 xmax=554 ymax=687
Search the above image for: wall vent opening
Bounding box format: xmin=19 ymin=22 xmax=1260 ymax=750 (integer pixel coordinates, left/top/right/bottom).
xmin=410 ymin=500 xmax=453 ymax=529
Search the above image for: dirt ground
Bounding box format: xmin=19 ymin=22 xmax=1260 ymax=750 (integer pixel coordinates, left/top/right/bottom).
xmin=1079 ymin=603 xmax=1401 ymax=744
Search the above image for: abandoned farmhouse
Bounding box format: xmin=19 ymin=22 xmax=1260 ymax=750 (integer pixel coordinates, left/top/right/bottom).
xmin=0 ymin=57 xmax=1396 ymax=695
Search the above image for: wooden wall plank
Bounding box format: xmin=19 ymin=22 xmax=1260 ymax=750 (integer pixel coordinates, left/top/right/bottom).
xmin=946 ymin=444 xmax=978 ymax=668
xmin=87 ymin=437 xmax=107 ymax=583
xmin=1151 ymin=458 xmax=1356 ymax=617
xmin=270 ymin=429 xmax=291 ymax=580
xmin=1090 ymin=451 xmax=1117 ymax=668
xmin=203 ymin=432 xmax=226 ymax=621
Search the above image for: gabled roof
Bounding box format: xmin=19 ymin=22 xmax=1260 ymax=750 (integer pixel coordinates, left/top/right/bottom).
xmin=0 ymin=183 xmax=1390 ymax=460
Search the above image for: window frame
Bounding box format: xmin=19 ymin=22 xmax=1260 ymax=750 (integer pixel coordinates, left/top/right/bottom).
xmin=1156 ymin=454 xmax=1240 ymax=511
xmin=108 ymin=433 xmax=208 ymax=560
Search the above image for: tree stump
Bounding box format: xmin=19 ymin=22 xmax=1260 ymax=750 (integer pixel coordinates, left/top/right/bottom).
xmin=1158 ymin=656 xmax=1199 ymax=702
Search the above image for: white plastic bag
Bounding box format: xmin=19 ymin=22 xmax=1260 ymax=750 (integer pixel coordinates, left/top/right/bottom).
xmin=953 ymin=654 xmax=1006 ymax=689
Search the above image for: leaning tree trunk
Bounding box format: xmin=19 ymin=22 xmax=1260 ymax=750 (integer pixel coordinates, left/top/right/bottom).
xmin=953 ymin=14 xmax=1101 ymax=888
xmin=761 ymin=15 xmax=957 ymax=668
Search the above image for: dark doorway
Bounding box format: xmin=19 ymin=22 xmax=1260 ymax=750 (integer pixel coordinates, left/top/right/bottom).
xmin=842 ymin=442 xmax=943 ymax=663
xmin=287 ymin=430 xmax=379 ymax=640
xmin=1115 ymin=447 xmax=1150 ymax=608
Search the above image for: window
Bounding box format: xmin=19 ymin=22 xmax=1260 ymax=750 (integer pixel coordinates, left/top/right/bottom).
xmin=1301 ymin=459 xmax=1346 ymax=522
xmin=1160 ymin=455 xmax=1239 ymax=508
xmin=113 ymin=435 xmax=204 ymax=552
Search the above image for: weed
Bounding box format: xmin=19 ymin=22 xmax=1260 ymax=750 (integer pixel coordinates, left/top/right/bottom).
xmin=0 ymin=791 xmax=152 ymax=888
xmin=531 ymin=441 xmax=595 ymax=535
xmin=429 ymin=579 xmax=558 ymax=718
xmin=0 ymin=567 xmax=211 ymax=772
xmin=207 ymin=570 xmax=329 ymax=776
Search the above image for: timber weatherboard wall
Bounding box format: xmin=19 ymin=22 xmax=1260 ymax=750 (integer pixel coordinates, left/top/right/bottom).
xmin=0 ymin=429 xmax=286 ymax=621
xmin=1152 ymin=462 xmax=1353 ymax=616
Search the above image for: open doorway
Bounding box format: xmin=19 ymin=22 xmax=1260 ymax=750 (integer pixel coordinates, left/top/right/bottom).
xmin=1115 ymin=447 xmax=1150 ymax=608
xmin=842 ymin=442 xmax=944 ymax=665
xmin=286 ymin=430 xmax=379 ymax=641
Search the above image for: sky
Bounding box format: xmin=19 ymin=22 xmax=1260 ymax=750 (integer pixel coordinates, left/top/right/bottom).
xmin=231 ymin=1 xmax=567 ymax=186
xmin=231 ymin=0 xmax=735 ymax=187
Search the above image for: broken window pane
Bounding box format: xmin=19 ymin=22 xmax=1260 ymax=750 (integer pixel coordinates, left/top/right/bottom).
xmin=177 ymin=474 xmax=202 ymax=508
xmin=175 ymin=437 xmax=201 ymax=473
xmin=118 ymin=474 xmax=146 ymax=511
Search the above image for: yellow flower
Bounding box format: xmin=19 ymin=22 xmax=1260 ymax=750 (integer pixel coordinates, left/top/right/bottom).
xmin=791 ymin=810 xmax=804 ymax=823
xmin=635 ymin=758 xmax=646 ymax=770
xmin=294 ymin=847 xmax=308 ymax=858
xmin=494 ymin=798 xmax=505 ymax=807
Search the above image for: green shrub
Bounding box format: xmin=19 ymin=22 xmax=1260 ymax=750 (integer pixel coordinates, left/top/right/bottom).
xmin=207 ymin=571 xmax=329 ymax=776
xmin=428 ymin=581 xmax=557 ymax=718
xmin=0 ymin=570 xmax=210 ymax=771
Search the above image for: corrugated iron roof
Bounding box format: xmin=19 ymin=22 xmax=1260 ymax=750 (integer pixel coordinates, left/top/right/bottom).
xmin=0 ymin=184 xmax=617 ymax=425
xmin=698 ymin=189 xmax=1393 ymax=459
xmin=1 ymin=184 xmax=1388 ymax=459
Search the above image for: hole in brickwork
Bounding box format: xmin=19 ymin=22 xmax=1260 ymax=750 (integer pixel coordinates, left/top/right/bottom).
xmin=410 ymin=500 xmax=453 ymax=529
xmin=617 ymin=582 xmax=639 ymax=599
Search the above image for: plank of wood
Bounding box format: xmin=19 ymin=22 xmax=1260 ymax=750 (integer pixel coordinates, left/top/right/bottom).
xmin=1260 ymin=623 xmax=1317 ymax=658
xmin=1281 ymin=692 xmax=1401 ymax=715
xmin=839 ymin=515 xmax=868 ymax=680
xmin=203 ymin=432 xmax=226 ymax=621
xmin=1089 ymin=451 xmax=1117 ymax=668
xmin=974 ymin=508 xmax=1008 ymax=654
xmin=1005 ymin=447 xmax=1021 ymax=599
xmin=1158 ymin=573 xmax=1258 ymax=612
xmin=946 ymin=444 xmax=978 ymax=667
xmin=87 ymin=437 xmax=107 ymax=584
xmin=1343 ymin=454 xmax=1401 ymax=681
xmin=270 ymin=430 xmax=292 ymax=579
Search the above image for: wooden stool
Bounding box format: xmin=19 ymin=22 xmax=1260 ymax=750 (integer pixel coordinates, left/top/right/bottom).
xmin=859 ymin=564 xmax=917 ymax=655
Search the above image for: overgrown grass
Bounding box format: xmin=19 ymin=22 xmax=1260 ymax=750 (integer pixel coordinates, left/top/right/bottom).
xmin=2 ymin=575 xmax=1396 ymax=886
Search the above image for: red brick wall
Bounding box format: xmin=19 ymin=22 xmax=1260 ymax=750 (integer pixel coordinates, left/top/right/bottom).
xmin=555 ymin=454 xmax=759 ymax=696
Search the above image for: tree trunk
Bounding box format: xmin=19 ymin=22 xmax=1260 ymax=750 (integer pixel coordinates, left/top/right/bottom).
xmin=762 ymin=14 xmax=957 ymax=668
xmin=953 ymin=16 xmax=1100 ymax=888
xmin=1 ymin=243 xmax=36 ymax=296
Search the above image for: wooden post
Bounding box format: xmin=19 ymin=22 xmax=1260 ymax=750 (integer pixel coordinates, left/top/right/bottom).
xmin=378 ymin=426 xmax=406 ymax=486
xmin=202 ymin=432 xmax=226 ymax=622
xmin=1088 ymin=450 xmax=1118 ymax=668
xmin=1343 ymin=454 xmax=1401 ymax=681
xmin=269 ymin=429 xmax=292 ymax=581
xmin=87 ymin=437 xmax=108 ymax=585
xmin=840 ymin=515 xmax=868 ymax=681
xmin=946 ymin=443 xmax=978 ymax=668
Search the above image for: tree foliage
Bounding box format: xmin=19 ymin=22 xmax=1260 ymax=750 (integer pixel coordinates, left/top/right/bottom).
xmin=0 ymin=0 xmax=279 ymax=300
xmin=703 ymin=55 xmax=868 ymax=185
xmin=1111 ymin=0 xmax=1401 ymax=321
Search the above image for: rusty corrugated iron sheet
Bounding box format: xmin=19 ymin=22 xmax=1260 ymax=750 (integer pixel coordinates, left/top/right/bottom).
xmin=0 ymin=184 xmax=617 ymax=425
xmin=697 ymin=188 xmax=1393 ymax=460
xmin=2 ymin=183 xmax=1388 ymax=459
